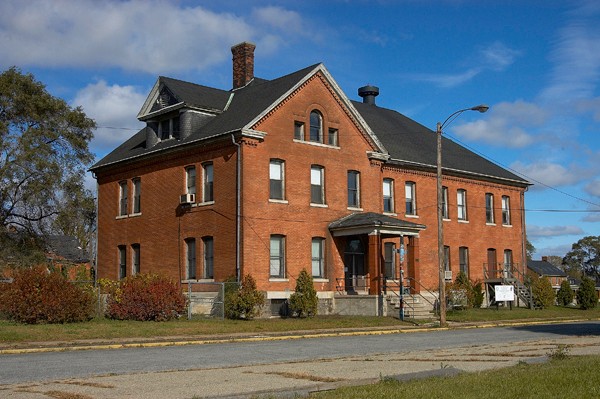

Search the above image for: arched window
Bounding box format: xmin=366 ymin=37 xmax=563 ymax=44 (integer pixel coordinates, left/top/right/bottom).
xmin=309 ymin=110 xmax=323 ymax=143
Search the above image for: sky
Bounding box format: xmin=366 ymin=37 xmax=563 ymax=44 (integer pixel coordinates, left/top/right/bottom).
xmin=1 ymin=0 xmax=599 ymax=258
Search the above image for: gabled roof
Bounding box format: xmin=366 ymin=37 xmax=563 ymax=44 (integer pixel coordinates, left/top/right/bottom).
xmin=329 ymin=212 xmax=426 ymax=237
xmin=91 ymin=63 xmax=529 ymax=188
xmin=46 ymin=235 xmax=89 ymax=263
xmin=527 ymin=260 xmax=567 ymax=277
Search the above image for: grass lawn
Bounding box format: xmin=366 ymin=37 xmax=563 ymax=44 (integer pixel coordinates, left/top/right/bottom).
xmin=0 ymin=305 xmax=598 ymax=345
xmin=310 ymin=355 xmax=600 ymax=399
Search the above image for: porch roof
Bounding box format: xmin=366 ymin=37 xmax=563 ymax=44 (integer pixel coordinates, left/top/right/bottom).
xmin=328 ymin=212 xmax=426 ymax=237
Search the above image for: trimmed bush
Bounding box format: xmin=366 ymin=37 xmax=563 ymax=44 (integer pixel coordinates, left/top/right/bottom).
xmin=472 ymin=282 xmax=484 ymax=308
xmin=0 ymin=266 xmax=95 ymax=324
xmin=556 ymin=280 xmax=574 ymax=306
xmin=577 ymin=276 xmax=598 ymax=310
xmin=288 ymin=269 xmax=318 ymax=318
xmin=104 ymin=274 xmax=187 ymax=321
xmin=531 ymin=276 xmax=555 ymax=309
xmin=224 ymin=274 xmax=264 ymax=319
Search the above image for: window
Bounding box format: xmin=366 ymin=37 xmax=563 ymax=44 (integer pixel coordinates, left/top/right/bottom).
xmin=502 ymin=196 xmax=511 ymax=225
xmin=347 ymin=171 xmax=360 ymax=208
xmin=294 ymin=121 xmax=305 ymax=140
xmin=159 ymin=116 xmax=180 ymax=140
xmin=485 ymin=193 xmax=494 ymax=223
xmin=504 ymin=249 xmax=513 ymax=271
xmin=186 ymin=166 xmax=196 ymax=195
xmin=270 ymin=235 xmax=285 ymax=278
xmin=442 ymin=186 xmax=449 ymax=219
xmin=328 ymin=128 xmax=338 ymax=146
xmin=132 ymin=178 xmax=141 ymax=214
xmin=311 ymin=237 xmax=325 ymax=278
xmin=309 ymin=111 xmax=323 ymax=143
xmin=405 ymin=182 xmax=416 ymax=215
xmin=132 ymin=244 xmax=140 ymax=275
xmin=384 ymin=242 xmax=396 ymax=279
xmin=118 ymin=245 xmax=126 ymax=279
xmin=310 ymin=165 xmax=325 ymax=204
xmin=459 ymin=247 xmax=469 ymax=276
xmin=186 ymin=238 xmax=196 ymax=279
xmin=443 ymin=246 xmax=451 ymax=272
xmin=457 ymin=189 xmax=468 ymax=220
xmin=383 ymin=178 xmax=394 ymax=213
xmin=203 ymin=162 xmax=213 ymax=202
xmin=270 ymin=160 xmax=285 ymax=200
xmin=203 ymin=237 xmax=214 ymax=279
xmin=119 ymin=181 xmax=128 ymax=216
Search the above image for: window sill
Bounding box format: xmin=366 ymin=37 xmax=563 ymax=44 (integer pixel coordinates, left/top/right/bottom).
xmin=115 ymin=215 xmax=128 ymax=220
xmin=269 ymin=199 xmax=289 ymax=204
xmin=196 ymin=201 xmax=215 ymax=207
xmin=293 ymin=139 xmax=340 ymax=149
xmin=269 ymin=278 xmax=289 ymax=282
xmin=313 ymin=278 xmax=329 ymax=283
xmin=405 ymin=214 xmax=419 ymax=218
xmin=310 ymin=203 xmax=328 ymax=208
xmin=443 ymin=218 xmax=451 ymax=222
xmin=383 ymin=212 xmax=397 ymax=217
xmin=347 ymin=206 xmax=363 ymax=211
xmin=129 ymin=212 xmax=142 ymax=217
xmin=486 ymin=222 xmax=496 ymax=226
xmin=458 ymin=219 xmax=469 ymax=224
xmin=502 ymin=224 xmax=513 ymax=228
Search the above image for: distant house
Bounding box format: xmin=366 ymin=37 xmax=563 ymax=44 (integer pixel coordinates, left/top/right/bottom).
xmin=46 ymin=235 xmax=92 ymax=280
xmin=527 ymin=257 xmax=567 ymax=289
xmin=91 ymin=42 xmax=530 ymax=316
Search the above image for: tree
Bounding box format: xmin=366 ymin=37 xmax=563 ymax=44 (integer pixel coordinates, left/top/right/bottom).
xmin=556 ymin=280 xmax=574 ymax=306
xmin=288 ymin=269 xmax=318 ymax=317
xmin=577 ymin=276 xmax=597 ymax=310
xmin=531 ymin=276 xmax=555 ymax=309
xmin=224 ymin=274 xmax=264 ymax=319
xmin=526 ymin=238 xmax=536 ymax=262
xmin=563 ymin=236 xmax=600 ymax=283
xmin=0 ymin=67 xmax=95 ymax=265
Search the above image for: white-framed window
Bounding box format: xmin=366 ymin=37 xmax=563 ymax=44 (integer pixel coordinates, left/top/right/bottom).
xmin=383 ymin=178 xmax=394 ymax=213
xmin=294 ymin=121 xmax=305 ymax=140
xmin=203 ymin=236 xmax=214 ymax=279
xmin=442 ymin=186 xmax=449 ymax=219
xmin=131 ymin=244 xmax=140 ymax=275
xmin=405 ymin=181 xmax=416 ymax=215
xmin=384 ymin=242 xmax=396 ymax=279
xmin=328 ymin=128 xmax=338 ymax=146
xmin=118 ymin=245 xmax=127 ymax=279
xmin=309 ymin=110 xmax=323 ymax=143
xmin=457 ymin=189 xmax=468 ymax=221
xmin=502 ymin=195 xmax=511 ymax=225
xmin=443 ymin=245 xmax=451 ymax=272
xmin=203 ymin=162 xmax=213 ymax=202
xmin=132 ymin=178 xmax=141 ymax=214
xmin=119 ymin=181 xmax=128 ymax=216
xmin=270 ymin=235 xmax=286 ymax=278
xmin=186 ymin=166 xmax=196 ymax=196
xmin=270 ymin=159 xmax=285 ymax=200
xmin=310 ymin=165 xmax=325 ymax=205
xmin=159 ymin=116 xmax=180 ymax=140
xmin=311 ymin=237 xmax=325 ymax=278
xmin=459 ymin=246 xmax=469 ymax=277
xmin=504 ymin=249 xmax=513 ymax=270
xmin=485 ymin=193 xmax=494 ymax=224
xmin=186 ymin=238 xmax=196 ymax=279
xmin=347 ymin=170 xmax=360 ymax=208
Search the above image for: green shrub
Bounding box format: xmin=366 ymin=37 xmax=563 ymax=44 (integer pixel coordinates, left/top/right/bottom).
xmin=556 ymin=280 xmax=574 ymax=306
xmin=446 ymin=272 xmax=483 ymax=308
xmin=577 ymin=276 xmax=598 ymax=310
xmin=104 ymin=274 xmax=187 ymax=321
xmin=472 ymin=282 xmax=484 ymax=308
xmin=0 ymin=266 xmax=95 ymax=324
xmin=224 ymin=274 xmax=264 ymax=319
xmin=288 ymin=269 xmax=318 ymax=317
xmin=531 ymin=276 xmax=555 ymax=309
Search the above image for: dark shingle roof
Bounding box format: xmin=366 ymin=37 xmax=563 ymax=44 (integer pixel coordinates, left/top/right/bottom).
xmin=329 ymin=212 xmax=426 ymax=231
xmin=527 ymin=260 xmax=567 ymax=277
xmin=91 ymin=63 xmax=528 ymax=187
xmin=47 ymin=235 xmax=89 ymax=263
xmin=352 ymin=101 xmax=527 ymax=184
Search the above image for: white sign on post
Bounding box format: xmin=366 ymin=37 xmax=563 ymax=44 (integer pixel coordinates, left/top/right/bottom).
xmin=495 ymin=285 xmax=515 ymax=301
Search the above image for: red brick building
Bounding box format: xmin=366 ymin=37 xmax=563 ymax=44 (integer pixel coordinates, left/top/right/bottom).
xmin=91 ymin=42 xmax=530 ymax=315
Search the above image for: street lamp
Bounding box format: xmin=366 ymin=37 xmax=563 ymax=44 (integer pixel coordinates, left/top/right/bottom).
xmin=436 ymin=104 xmax=489 ymax=327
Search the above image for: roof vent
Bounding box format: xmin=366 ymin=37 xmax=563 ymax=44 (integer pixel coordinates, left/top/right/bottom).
xmin=358 ymin=85 xmax=379 ymax=105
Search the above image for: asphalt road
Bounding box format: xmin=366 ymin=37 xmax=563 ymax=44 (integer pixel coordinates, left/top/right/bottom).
xmin=1 ymin=320 xmax=598 ymax=385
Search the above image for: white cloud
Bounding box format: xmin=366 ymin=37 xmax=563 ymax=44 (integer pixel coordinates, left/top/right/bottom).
xmin=0 ymin=0 xmax=297 ymax=75
xmin=582 ymin=210 xmax=600 ymax=223
xmin=527 ymin=225 xmax=584 ymax=239
xmin=479 ymin=41 xmax=521 ymax=72
xmin=72 ymin=80 xmax=146 ymax=157
xmin=452 ymin=100 xmax=542 ymax=148
xmin=510 ymin=161 xmax=581 ymax=190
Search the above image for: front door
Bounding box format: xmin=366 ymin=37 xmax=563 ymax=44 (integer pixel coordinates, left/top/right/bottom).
xmin=344 ymin=237 xmax=366 ymax=293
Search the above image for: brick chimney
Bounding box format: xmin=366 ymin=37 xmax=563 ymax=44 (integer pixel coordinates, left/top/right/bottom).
xmin=231 ymin=42 xmax=256 ymax=89
xmin=541 ymin=256 xmax=548 ymax=262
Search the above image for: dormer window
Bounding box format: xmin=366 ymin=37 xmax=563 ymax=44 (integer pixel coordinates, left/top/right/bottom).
xmin=158 ymin=116 xmax=180 ymax=140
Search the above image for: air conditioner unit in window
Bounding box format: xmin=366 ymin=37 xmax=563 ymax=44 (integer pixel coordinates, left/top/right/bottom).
xmin=444 ymin=271 xmax=453 ymax=281
xmin=180 ymin=193 xmax=195 ymax=204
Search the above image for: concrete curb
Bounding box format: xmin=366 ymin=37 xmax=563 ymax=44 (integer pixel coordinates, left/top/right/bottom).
xmin=2 ymin=317 xmax=598 ymax=355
